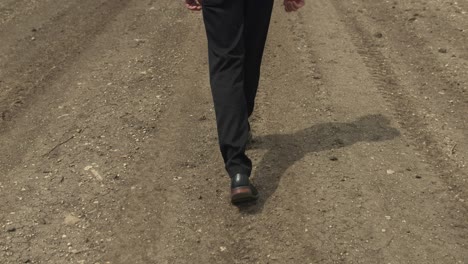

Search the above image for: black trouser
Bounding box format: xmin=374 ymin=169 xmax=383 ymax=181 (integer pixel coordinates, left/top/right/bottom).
xmin=202 ymin=0 xmax=274 ymax=177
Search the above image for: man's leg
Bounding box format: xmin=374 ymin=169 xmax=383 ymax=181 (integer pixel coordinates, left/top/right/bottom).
xmin=202 ymin=0 xmax=252 ymax=177
xmin=244 ymin=0 xmax=274 ymax=117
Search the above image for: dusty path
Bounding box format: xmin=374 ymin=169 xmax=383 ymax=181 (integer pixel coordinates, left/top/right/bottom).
xmin=0 ymin=0 xmax=467 ymax=263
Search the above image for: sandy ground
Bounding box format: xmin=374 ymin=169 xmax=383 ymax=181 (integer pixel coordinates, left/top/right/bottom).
xmin=0 ymin=0 xmax=467 ymax=263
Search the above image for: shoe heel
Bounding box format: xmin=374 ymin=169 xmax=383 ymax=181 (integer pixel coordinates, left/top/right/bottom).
xmin=231 ymin=187 xmax=255 ymax=204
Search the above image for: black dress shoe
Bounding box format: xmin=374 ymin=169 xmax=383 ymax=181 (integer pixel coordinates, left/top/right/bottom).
xmin=231 ymin=173 xmax=259 ymax=204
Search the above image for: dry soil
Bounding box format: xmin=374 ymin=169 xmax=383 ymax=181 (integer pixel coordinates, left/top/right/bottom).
xmin=0 ymin=0 xmax=467 ymax=263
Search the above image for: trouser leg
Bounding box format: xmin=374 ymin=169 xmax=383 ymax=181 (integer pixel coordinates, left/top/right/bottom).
xmin=202 ymin=0 xmax=251 ymax=177
xmin=244 ymin=0 xmax=274 ymax=117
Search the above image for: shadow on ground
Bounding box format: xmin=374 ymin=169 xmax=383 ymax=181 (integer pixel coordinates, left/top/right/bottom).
xmin=239 ymin=114 xmax=400 ymax=214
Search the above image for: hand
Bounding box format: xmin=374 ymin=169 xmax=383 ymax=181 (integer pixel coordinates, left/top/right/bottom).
xmin=185 ymin=0 xmax=202 ymax=11
xmin=284 ymin=0 xmax=305 ymax=12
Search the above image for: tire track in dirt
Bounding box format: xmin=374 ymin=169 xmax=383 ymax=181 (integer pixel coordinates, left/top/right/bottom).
xmin=327 ymin=0 xmax=468 ymax=260
xmin=0 ymin=0 xmax=49 ymax=26
xmin=0 ymin=1 xmax=180 ymax=262
xmin=242 ymin=6 xmax=398 ymax=262
xmin=329 ymin=0 xmax=468 ymax=191
xmin=0 ymin=0 xmax=129 ymax=127
xmin=335 ymin=0 xmax=468 ymax=160
xmin=228 ymin=0 xmax=467 ymax=262
xmin=0 ymin=0 xmax=130 ymax=178
xmin=0 ymin=0 xmax=71 ymax=56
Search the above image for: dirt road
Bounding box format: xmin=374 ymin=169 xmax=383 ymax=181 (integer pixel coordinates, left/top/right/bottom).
xmin=0 ymin=0 xmax=467 ymax=263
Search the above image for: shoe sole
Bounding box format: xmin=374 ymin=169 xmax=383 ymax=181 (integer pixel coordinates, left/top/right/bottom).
xmin=231 ymin=186 xmax=258 ymax=204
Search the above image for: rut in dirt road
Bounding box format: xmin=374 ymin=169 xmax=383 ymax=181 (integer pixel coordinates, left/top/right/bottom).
xmin=0 ymin=0 xmax=130 ymax=125
xmin=0 ymin=0 xmax=467 ymax=263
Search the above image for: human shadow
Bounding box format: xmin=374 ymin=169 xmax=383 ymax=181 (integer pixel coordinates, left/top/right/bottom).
xmin=238 ymin=114 xmax=401 ymax=214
